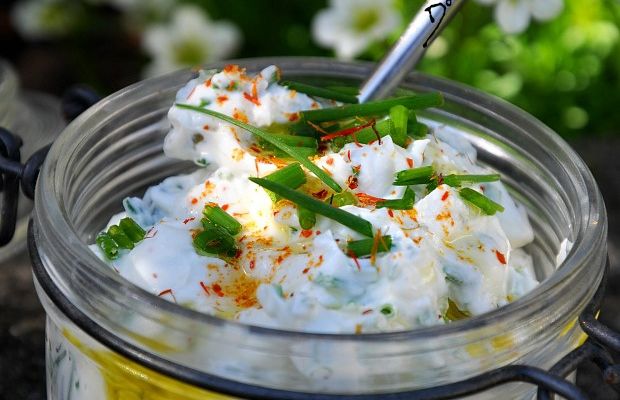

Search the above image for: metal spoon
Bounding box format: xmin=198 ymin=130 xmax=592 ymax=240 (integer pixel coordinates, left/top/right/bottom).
xmin=358 ymin=0 xmax=465 ymax=103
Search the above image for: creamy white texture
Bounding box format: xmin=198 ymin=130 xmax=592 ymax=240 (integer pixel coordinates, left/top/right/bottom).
xmin=92 ymin=65 xmax=538 ymax=334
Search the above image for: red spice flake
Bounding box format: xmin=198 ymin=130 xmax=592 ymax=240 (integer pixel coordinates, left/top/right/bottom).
xmin=300 ymin=229 xmax=313 ymax=238
xmin=225 ymin=273 xmax=260 ymax=308
xmin=320 ymin=119 xmax=376 ymax=141
xmin=232 ymin=109 xmax=249 ymax=123
xmin=312 ymin=189 xmax=329 ymax=199
xmin=302 ymin=267 xmax=310 ymax=274
xmin=221 ymin=204 xmax=230 ymax=211
xmin=249 ymin=144 xmax=262 ymax=153
xmin=315 ymin=230 xmax=321 ymax=235
xmin=202 ymin=124 xmax=210 ymax=131
xmin=362 ymin=309 xmax=373 ymax=315
xmin=183 ymin=217 xmax=195 ymax=224
xmin=412 ymin=236 xmax=423 ymax=244
xmin=436 ymin=173 xmax=444 ymax=186
xmin=186 ymin=87 xmax=196 ymax=100
xmin=235 ymin=249 xmax=243 ymax=259
xmin=495 ymin=250 xmax=507 ymax=265
xmin=348 ymin=251 xmax=361 ymax=271
xmin=436 ymin=210 xmax=452 ymax=221
xmin=326 ymin=157 xmax=334 ymax=166
xmin=441 ymin=191 xmax=450 ymax=201
xmin=288 ymin=113 xmax=300 ymax=122
xmin=223 ymin=64 xmax=238 ymax=73
xmin=307 ymin=121 xmax=330 ymax=135
xmin=199 ymin=281 xmax=211 ymax=295
xmin=216 ymin=95 xmax=229 ymax=105
xmin=406 ymin=157 xmax=414 ymax=168
xmin=204 ymin=77 xmax=212 ymax=87
xmin=243 ymin=92 xmax=261 ymax=106
xmin=347 ymin=150 xmax=352 ymax=162
xmin=157 ymin=289 xmax=177 ymax=302
xmin=347 ymin=176 xmax=359 ymax=190
xmin=352 ymin=165 xmax=361 ymax=175
xmin=356 ymin=192 xmax=385 ymax=205
xmin=249 ymin=259 xmax=255 ymax=270
xmin=212 ymin=283 xmax=225 ymax=297
xmin=387 ymin=209 xmax=394 ymax=218
xmin=191 ymin=198 xmax=198 ymax=204
xmin=370 ymin=229 xmax=382 ymax=266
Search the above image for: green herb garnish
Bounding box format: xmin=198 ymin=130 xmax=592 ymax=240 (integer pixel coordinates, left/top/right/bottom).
xmin=175 ymin=104 xmax=342 ymax=192
xmin=393 ymin=166 xmax=435 ymax=186
xmin=96 ymin=232 xmax=119 ymax=260
xmin=263 ymin=163 xmax=307 ymax=202
xmin=380 ymin=304 xmax=395 ymax=317
xmin=193 ymin=226 xmax=238 ymax=257
xmin=96 ymin=217 xmax=146 ymax=260
xmin=458 ymin=188 xmax=505 ymax=215
xmin=376 ymin=187 xmax=415 ymax=210
xmin=347 ymin=235 xmax=392 ymax=257
xmin=298 ymin=207 xmax=316 ymax=230
xmin=300 ymin=93 xmax=443 ymax=123
xmin=389 ymin=105 xmax=409 ymax=147
xmin=443 ymin=174 xmax=501 ymax=187
xmin=202 ymin=204 xmax=242 ymax=235
xmin=249 ymin=177 xmax=373 ymax=237
xmin=331 ymin=190 xmax=358 ymax=207
xmin=280 ymin=81 xmax=359 ymax=104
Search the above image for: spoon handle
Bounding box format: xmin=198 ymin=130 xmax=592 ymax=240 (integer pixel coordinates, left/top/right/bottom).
xmin=358 ymin=0 xmax=465 ymax=103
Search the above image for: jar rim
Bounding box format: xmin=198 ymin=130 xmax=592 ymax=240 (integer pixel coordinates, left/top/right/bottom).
xmin=33 ymin=57 xmax=607 ymax=343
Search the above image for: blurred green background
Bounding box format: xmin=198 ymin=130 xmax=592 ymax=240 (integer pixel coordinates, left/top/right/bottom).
xmin=2 ymin=0 xmax=619 ymax=138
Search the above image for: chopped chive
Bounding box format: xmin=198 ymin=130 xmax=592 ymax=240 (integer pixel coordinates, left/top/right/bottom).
xmin=326 ymin=86 xmax=359 ymax=95
xmin=175 ymin=104 xmax=342 ymax=192
xmin=260 ymin=134 xmax=317 ymax=149
xmin=376 ymin=187 xmax=415 ymax=210
xmin=107 ymin=225 xmax=134 ymax=250
xmin=119 ymin=217 xmax=145 ymax=242
xmin=273 ymin=146 xmax=317 ymax=159
xmin=263 ymin=163 xmax=307 ymax=201
xmin=203 ymin=204 xmax=242 ymax=235
xmin=459 ymin=188 xmax=505 ymax=215
xmin=347 ymin=235 xmax=392 ymax=257
xmin=445 ymin=299 xmax=470 ymax=321
xmin=394 ymin=165 xmax=435 ymax=186
xmin=193 ymin=226 xmax=238 ymax=257
xmin=249 ymin=177 xmax=373 ymax=237
xmin=96 ymin=232 xmax=119 ymax=260
xmin=280 ymin=81 xmax=359 ymax=104
xmin=389 ymin=105 xmax=409 ymax=147
xmin=380 ymin=304 xmax=395 ymax=317
xmin=348 ymin=118 xmax=392 ymax=144
xmin=300 ymin=93 xmax=443 ymax=123
xmin=409 ymin=122 xmax=429 ymax=139
xmin=332 ymin=191 xmax=358 ymax=207
xmin=298 ymin=206 xmax=316 ymax=229
xmin=443 ymin=174 xmax=501 ymax=187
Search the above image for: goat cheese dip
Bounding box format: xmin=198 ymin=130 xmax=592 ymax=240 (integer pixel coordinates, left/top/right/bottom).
xmin=91 ymin=64 xmax=538 ymax=334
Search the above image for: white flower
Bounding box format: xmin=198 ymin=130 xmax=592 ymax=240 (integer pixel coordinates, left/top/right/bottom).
xmin=312 ymin=0 xmax=401 ymax=60
xmin=11 ymin=0 xmax=80 ymax=40
xmin=475 ymin=0 xmax=564 ymax=34
xmin=142 ymin=5 xmax=241 ymax=78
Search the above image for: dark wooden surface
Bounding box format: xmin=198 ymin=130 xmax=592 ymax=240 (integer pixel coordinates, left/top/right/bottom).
xmin=0 ymin=138 xmax=619 ymax=400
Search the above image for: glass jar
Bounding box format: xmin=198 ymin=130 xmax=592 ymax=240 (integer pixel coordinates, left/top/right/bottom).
xmin=0 ymin=59 xmax=64 ymax=261
xmin=30 ymin=58 xmax=607 ymax=399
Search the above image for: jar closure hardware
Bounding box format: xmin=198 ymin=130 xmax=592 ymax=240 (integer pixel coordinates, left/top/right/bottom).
xmin=0 ymin=86 xmax=101 ymax=245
